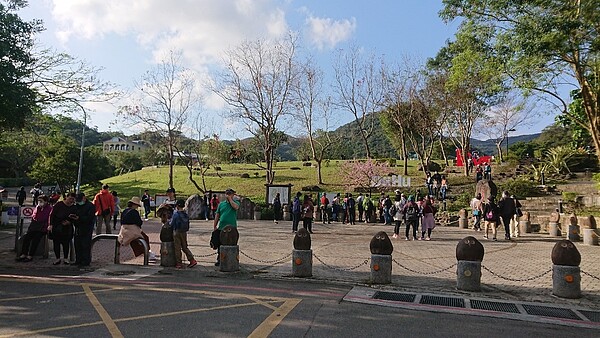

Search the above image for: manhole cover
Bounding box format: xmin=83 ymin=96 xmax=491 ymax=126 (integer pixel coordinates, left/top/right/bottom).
xmin=522 ymin=304 xmax=580 ymax=320
xmin=104 ymin=270 xmax=136 ymax=276
xmin=373 ymin=291 xmax=416 ymax=303
xmin=470 ymin=300 xmax=520 ymax=313
xmin=420 ymin=295 xmax=465 ymax=308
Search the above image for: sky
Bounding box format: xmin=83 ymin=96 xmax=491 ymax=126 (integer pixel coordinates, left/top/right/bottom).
xmin=20 ymin=0 xmax=556 ymax=139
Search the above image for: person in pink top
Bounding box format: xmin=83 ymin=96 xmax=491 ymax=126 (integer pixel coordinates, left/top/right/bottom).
xmin=17 ymin=195 xmax=52 ymax=262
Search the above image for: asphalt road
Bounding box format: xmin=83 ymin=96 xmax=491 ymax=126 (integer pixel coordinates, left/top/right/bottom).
xmin=0 ymin=268 xmax=598 ymax=338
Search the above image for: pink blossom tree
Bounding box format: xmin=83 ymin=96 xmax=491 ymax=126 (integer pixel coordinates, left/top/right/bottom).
xmin=340 ymin=159 xmax=394 ymax=192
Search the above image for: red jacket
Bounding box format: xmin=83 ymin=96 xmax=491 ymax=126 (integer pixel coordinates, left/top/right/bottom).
xmin=93 ymin=189 xmax=115 ymax=216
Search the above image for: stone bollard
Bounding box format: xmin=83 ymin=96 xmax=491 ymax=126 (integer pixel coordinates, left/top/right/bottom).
xmin=582 ymin=216 xmax=598 ymax=246
xmin=458 ymin=209 xmax=468 ymax=229
xmin=567 ymin=213 xmax=580 ymax=241
xmin=254 ymin=210 xmax=261 ymax=221
xmin=456 ymin=236 xmax=484 ymax=291
xmin=160 ymin=242 xmax=177 ymax=267
xmin=283 ymin=208 xmax=291 ymax=221
xmin=370 ymin=231 xmax=393 ymax=284
xmin=219 ymin=225 xmax=240 ymax=272
xmin=548 ymin=222 xmax=561 ymax=236
xmin=551 ymin=240 xmax=581 ymax=299
xmin=292 ymin=228 xmax=312 ymax=277
xmin=519 ymin=211 xmax=532 ymax=234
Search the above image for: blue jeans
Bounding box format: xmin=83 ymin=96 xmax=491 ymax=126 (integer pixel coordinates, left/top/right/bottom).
xmin=383 ymin=207 xmax=392 ymax=224
xmin=292 ymin=212 xmax=300 ymax=231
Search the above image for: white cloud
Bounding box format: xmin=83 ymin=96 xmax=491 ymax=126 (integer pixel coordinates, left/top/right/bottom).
xmin=305 ymin=15 xmax=356 ymax=50
xmin=49 ymin=0 xmax=289 ymax=67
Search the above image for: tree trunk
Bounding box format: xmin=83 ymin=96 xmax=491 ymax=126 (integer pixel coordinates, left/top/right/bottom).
xmin=439 ymin=135 xmax=449 ymax=167
xmin=168 ymin=140 xmax=174 ymax=189
xmin=360 ymin=130 xmax=371 ymax=159
xmin=462 ymin=141 xmax=470 ymax=177
xmin=316 ymin=159 xmax=323 ymax=185
xmin=496 ymin=142 xmax=504 ymax=162
xmin=401 ymin=135 xmax=408 ymax=176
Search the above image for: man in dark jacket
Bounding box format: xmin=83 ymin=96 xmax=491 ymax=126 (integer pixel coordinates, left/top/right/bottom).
xmin=73 ymin=192 xmax=96 ymax=268
xmin=498 ymin=191 xmax=517 ymax=240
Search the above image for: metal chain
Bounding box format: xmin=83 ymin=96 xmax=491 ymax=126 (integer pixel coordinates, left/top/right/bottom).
xmin=313 ymin=254 xmax=370 ymax=272
xmin=195 ymin=251 xmax=217 ymax=258
xmin=392 ymin=258 xmax=457 ymax=275
xmin=481 ymin=265 xmax=552 ymax=282
xmin=239 ymin=250 xmax=292 ymax=264
xmin=581 ymin=270 xmax=600 ymax=281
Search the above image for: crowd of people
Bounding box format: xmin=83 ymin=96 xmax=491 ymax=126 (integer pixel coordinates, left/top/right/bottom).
xmin=470 ymin=190 xmax=522 ymax=241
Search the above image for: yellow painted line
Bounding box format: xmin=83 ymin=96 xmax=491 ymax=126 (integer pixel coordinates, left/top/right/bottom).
xmin=248 ymin=298 xmax=302 ymax=338
xmin=82 ymin=284 xmax=124 ymax=338
xmin=0 ymin=287 xmax=118 ymax=303
xmin=244 ymin=295 xmax=279 ymax=311
xmin=0 ymin=321 xmax=104 ymax=338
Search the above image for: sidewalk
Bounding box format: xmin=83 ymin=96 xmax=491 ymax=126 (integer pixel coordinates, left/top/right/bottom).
xmin=1 ymin=218 xmax=599 ymax=309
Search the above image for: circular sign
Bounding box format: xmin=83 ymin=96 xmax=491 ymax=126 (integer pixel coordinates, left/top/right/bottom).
xmin=21 ymin=207 xmax=34 ymax=218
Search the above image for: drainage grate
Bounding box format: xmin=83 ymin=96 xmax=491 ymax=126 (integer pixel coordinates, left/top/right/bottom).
xmin=470 ymin=300 xmax=520 ymax=314
xmin=522 ymin=304 xmax=580 ymax=320
xmin=104 ymin=270 xmax=136 ymax=276
xmin=373 ymin=291 xmax=416 ymax=303
xmin=579 ymin=310 xmax=600 ymax=323
xmin=420 ymin=295 xmax=465 ymax=308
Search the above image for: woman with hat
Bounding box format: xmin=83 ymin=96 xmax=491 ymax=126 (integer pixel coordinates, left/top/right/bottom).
xmin=118 ymin=197 xmax=150 ymax=256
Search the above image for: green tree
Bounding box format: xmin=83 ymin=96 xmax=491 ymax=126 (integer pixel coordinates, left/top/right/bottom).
xmin=29 ymin=134 xmax=79 ymax=193
xmin=441 ymin=0 xmax=600 ymax=164
xmin=0 ymin=0 xmax=40 ymax=130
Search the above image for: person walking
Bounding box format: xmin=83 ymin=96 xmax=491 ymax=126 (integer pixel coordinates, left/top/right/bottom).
xmin=320 ymin=193 xmax=330 ymax=224
xmin=483 ymin=196 xmax=500 ymax=241
xmin=402 ymin=196 xmax=420 ymax=241
xmin=291 ymin=192 xmax=302 ymax=233
xmin=301 ymin=195 xmax=315 ymax=233
xmin=498 ymin=191 xmax=518 ymax=240
xmin=470 ymin=193 xmax=483 ymax=231
xmin=391 ymin=194 xmax=403 ymax=239
xmin=93 ymin=184 xmax=115 ymax=235
xmin=356 ymin=193 xmax=364 ymax=222
xmin=17 ymin=195 xmax=52 ymax=262
xmin=49 ymin=193 xmax=77 ymax=265
xmin=171 ymin=199 xmax=197 ymax=269
xmin=440 ymin=176 xmax=448 ymax=201
xmin=511 ymin=195 xmax=523 ymax=238
xmin=383 ymin=195 xmax=393 ymax=225
xmin=73 ymin=193 xmax=96 ymax=268
xmin=332 ymin=193 xmax=340 ymax=222
xmin=210 ymin=193 xmax=219 ymax=220
xmin=16 ymin=186 xmax=26 ymax=206
xmin=141 ymin=189 xmax=151 ymax=221
xmin=363 ymin=194 xmax=373 ymax=223
xmin=213 ymin=188 xmax=240 ymax=266
xmin=111 ymin=191 xmax=120 ymax=230
xmin=420 ymin=197 xmax=437 ymax=240
xmin=272 ymin=192 xmax=282 ymax=224
xmin=30 ymin=184 xmax=43 ymax=206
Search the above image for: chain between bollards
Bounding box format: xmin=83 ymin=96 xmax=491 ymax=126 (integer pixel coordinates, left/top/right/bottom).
xmin=481 ymin=265 xmax=552 ymax=282
xmin=312 ymin=254 xmax=370 ymax=271
xmin=392 ymin=259 xmax=457 ymax=275
xmin=581 ymin=270 xmax=600 ymax=281
xmin=239 ymin=250 xmax=292 ymax=264
xmin=195 ymin=251 xmax=218 ymax=258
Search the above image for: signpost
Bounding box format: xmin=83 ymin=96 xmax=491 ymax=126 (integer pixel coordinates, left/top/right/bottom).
xmin=21 ymin=207 xmax=34 ymax=219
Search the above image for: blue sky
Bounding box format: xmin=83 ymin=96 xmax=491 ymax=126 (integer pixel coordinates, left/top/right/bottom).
xmin=21 ymin=0 xmax=555 ymax=139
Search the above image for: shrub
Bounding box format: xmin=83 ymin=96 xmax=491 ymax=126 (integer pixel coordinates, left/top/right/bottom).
xmin=240 ymin=173 xmax=250 ymax=178
xmin=260 ymin=207 xmax=274 ymax=220
xmin=561 ymin=191 xmax=578 ymax=203
xmin=498 ymin=178 xmax=542 ymax=199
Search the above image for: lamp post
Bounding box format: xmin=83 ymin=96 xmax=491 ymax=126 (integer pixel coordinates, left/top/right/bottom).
xmin=506 ymin=128 xmax=516 ymax=159
xmin=76 ymin=106 xmax=87 ymax=194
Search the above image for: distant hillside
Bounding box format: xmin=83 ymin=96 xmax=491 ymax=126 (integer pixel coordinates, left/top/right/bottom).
xmin=471 ymin=133 xmax=541 ymax=156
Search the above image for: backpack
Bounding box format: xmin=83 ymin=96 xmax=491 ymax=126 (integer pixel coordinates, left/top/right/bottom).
xmin=389 ymin=204 xmax=397 ymax=216
xmin=405 ymin=204 xmax=419 ymax=221
xmin=292 ymin=198 xmax=301 ymax=213
xmin=485 ymin=204 xmax=497 ymax=221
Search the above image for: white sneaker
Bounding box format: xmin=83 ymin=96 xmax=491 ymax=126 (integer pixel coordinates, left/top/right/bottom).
xmin=148 ymin=251 xmax=156 ymax=260
xmin=144 ymin=218 xmax=149 ymax=221
xmin=392 ymin=234 xmax=398 ymax=239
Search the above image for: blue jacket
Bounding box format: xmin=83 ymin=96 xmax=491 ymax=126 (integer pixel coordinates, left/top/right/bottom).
xmin=170 ymin=210 xmax=190 ymax=232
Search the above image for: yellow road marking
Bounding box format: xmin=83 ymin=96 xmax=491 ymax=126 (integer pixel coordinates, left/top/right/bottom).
xmin=248 ymin=298 xmax=301 ymax=338
xmin=82 ymin=284 xmax=124 ymax=338
xmin=0 ymin=287 xmax=118 ymax=303
xmin=244 ymin=295 xmax=279 ymax=311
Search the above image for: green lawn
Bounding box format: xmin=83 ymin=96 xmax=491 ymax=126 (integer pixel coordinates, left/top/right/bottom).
xmin=88 ymin=160 xmax=431 ymax=204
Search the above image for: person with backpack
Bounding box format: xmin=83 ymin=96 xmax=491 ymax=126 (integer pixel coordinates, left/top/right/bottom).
xmin=356 ymin=193 xmax=364 ymax=222
xmin=30 ymin=184 xmax=43 ymax=206
xmin=483 ymin=196 xmax=500 ymax=241
xmin=320 ymin=193 xmax=330 ymax=224
xmin=363 ymin=194 xmax=373 ymax=223
xmin=383 ymin=195 xmax=393 ymax=225
xmin=470 ymin=193 xmax=483 ymax=231
xmin=210 ymin=194 xmax=219 ymax=220
xmin=16 ymin=186 xmax=26 ymax=206
xmin=347 ymin=193 xmax=356 ymax=225
xmin=391 ymin=194 xmax=403 ymax=239
xmin=420 ymin=197 xmax=437 ymax=240
xmin=301 ymin=195 xmax=315 ymax=233
xmin=171 ymin=199 xmax=197 ymax=269
xmin=291 ymin=192 xmax=302 ymax=233
xmin=402 ymin=196 xmax=420 ymax=240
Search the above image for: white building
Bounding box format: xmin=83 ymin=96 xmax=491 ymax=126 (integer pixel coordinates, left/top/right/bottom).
xmin=103 ymin=137 xmax=149 ymax=153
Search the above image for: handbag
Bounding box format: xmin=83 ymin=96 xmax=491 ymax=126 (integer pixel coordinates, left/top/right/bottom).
xmin=209 ymin=229 xmax=221 ymax=250
xmin=516 ymin=208 xmax=523 ymax=218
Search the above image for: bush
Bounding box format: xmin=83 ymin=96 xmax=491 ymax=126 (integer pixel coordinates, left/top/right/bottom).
xmin=562 ymin=191 xmax=578 ymax=203
xmin=498 ymin=178 xmax=542 ymax=199
xmin=260 ymin=207 xmax=274 ymax=220
xmin=240 ymin=173 xmax=250 ymax=178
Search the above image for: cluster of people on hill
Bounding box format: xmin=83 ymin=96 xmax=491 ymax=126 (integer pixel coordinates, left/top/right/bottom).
xmin=470 ymin=190 xmax=522 ymax=241
xmin=425 ymin=171 xmax=448 ymax=201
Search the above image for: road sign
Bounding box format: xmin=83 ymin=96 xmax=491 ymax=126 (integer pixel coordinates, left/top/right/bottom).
xmin=21 ymin=207 xmax=34 ymax=218
xmin=7 ymin=207 xmax=19 ymax=216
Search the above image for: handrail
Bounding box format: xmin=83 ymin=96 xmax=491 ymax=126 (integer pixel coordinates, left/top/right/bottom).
xmin=91 ymin=234 xmax=149 ymax=266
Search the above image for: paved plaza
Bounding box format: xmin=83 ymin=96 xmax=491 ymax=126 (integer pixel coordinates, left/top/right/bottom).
xmin=2 ymin=217 xmax=599 ymax=310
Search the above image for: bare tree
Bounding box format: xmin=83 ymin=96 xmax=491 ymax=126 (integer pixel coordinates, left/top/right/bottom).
xmin=477 ymin=94 xmax=537 ymax=161
xmin=292 ymin=59 xmax=339 ymax=184
xmin=333 ymin=45 xmax=386 ymax=159
xmin=213 ymin=34 xmax=298 ymax=184
xmin=119 ymin=51 xmax=200 ymax=189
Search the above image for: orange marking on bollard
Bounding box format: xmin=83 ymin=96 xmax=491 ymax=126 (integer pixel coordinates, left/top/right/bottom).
xmin=373 ymin=264 xmax=380 ymax=271
xmin=295 ymin=258 xmax=303 ymax=265
xmin=565 ymin=275 xmax=574 ymax=283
